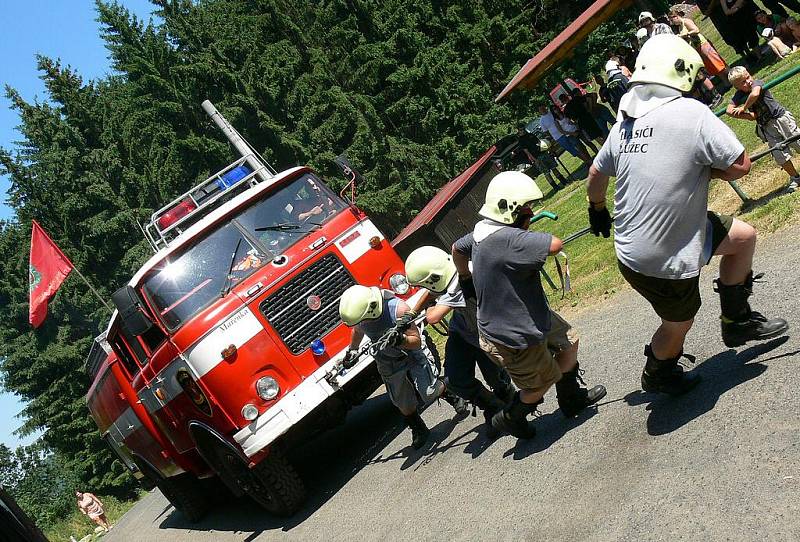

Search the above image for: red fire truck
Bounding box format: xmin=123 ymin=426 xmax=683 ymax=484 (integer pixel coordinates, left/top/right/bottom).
xmin=85 ymin=101 xmax=423 ymax=520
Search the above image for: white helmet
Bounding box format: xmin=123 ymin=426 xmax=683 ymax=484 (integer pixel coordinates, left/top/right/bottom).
xmin=479 ymin=171 xmax=543 ymax=224
xmin=405 ymin=246 xmax=457 ymax=295
xmin=638 ymin=11 xmax=654 ymax=25
xmin=636 ymin=27 xmax=648 ymax=44
xmin=338 ymin=285 xmax=383 ymax=326
xmin=630 ymin=33 xmax=703 ymax=92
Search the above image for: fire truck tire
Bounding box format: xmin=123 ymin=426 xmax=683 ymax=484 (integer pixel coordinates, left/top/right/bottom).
xmin=246 ymin=449 xmax=307 ymax=516
xmin=135 ymin=459 xmax=209 ymax=523
xmin=156 ymin=473 xmax=210 ymax=523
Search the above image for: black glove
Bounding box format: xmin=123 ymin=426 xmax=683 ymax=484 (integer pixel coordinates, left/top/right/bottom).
xmin=386 ymin=328 xmax=406 ymax=348
xmin=342 ymin=349 xmax=359 ymax=369
xmin=588 ymin=204 xmax=612 ymax=238
xmin=395 ymin=310 xmax=418 ymax=331
xmin=459 ymin=274 xmax=477 ymax=300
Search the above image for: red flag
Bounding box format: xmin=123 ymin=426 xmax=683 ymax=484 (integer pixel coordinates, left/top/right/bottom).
xmin=29 ymin=220 xmax=73 ymax=328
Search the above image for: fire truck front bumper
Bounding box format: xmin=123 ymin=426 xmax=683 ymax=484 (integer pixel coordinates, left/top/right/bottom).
xmin=233 ymin=350 xmax=375 ymax=458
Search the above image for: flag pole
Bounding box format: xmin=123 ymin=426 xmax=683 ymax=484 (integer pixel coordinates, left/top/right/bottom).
xmin=69 ymin=265 xmax=113 ymax=312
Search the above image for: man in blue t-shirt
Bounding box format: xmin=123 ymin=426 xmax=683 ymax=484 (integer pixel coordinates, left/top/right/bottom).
xmin=452 ymin=171 xmax=606 ymax=440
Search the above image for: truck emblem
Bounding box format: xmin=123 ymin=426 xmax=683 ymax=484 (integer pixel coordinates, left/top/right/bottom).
xmin=307 ymin=295 xmax=322 ymax=311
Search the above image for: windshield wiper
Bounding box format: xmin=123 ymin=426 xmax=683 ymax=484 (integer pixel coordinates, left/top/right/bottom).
xmin=220 ymin=238 xmax=243 ymax=298
xmin=255 ymin=222 xmax=321 ymax=233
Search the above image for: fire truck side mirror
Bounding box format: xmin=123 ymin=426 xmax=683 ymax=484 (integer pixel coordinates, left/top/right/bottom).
xmin=334 ymin=154 xmax=363 ymax=203
xmin=111 ymin=285 xmax=154 ymax=336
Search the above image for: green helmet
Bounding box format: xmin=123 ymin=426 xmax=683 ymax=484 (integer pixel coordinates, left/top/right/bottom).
xmin=538 ymin=139 xmax=550 ymax=152
xmin=405 ymin=246 xmax=456 ymax=294
xmin=339 ymin=285 xmax=383 ymax=326
xmin=479 ymin=171 xmax=543 ymax=224
xmin=630 ymin=33 xmax=703 ymax=93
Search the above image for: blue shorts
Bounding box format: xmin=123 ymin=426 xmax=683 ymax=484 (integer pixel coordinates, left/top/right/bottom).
xmin=556 ymin=135 xmax=583 ymax=158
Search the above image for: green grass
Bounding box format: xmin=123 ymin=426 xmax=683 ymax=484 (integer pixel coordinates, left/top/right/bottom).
xmin=523 ymin=14 xmax=800 ymax=314
xmin=43 ymin=493 xmax=143 ymax=542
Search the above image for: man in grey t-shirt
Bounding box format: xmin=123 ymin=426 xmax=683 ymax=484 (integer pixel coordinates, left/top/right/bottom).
xmin=452 ymin=171 xmax=606 ymax=440
xmin=586 ymin=34 xmax=788 ymax=396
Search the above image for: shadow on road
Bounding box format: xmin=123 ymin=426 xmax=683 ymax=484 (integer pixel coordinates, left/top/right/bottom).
xmin=623 ymin=336 xmax=792 ymax=436
xmin=501 ymin=406 xmax=599 ymax=460
xmin=158 ymin=393 xmax=408 ymax=536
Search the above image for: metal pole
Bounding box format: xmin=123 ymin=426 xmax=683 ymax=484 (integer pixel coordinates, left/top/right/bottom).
xmin=70 ymin=266 xmax=112 ymax=312
xmin=201 ymin=100 xmax=274 ymax=183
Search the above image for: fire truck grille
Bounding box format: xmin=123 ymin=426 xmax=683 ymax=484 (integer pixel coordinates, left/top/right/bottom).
xmin=260 ymin=254 xmax=356 ymax=354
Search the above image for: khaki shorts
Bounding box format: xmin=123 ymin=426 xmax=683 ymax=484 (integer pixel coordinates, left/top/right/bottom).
xmin=618 ymin=212 xmax=733 ymax=322
xmin=479 ymin=311 xmax=577 ymax=391
xmin=757 ymin=111 xmax=800 ymax=166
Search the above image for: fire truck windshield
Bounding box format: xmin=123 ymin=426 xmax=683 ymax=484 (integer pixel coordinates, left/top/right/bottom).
xmin=142 ymin=174 xmax=346 ymax=330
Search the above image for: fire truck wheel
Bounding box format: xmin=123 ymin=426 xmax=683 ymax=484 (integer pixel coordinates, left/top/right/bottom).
xmin=218 ymin=446 xmax=306 ymax=516
xmin=157 ymin=473 xmax=210 ymax=523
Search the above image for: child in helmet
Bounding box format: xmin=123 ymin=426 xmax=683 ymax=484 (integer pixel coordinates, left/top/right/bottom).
xmin=338 ymin=285 xmax=463 ymax=450
xmin=451 ymin=171 xmax=607 ymax=440
xmin=404 ymin=246 xmax=516 ymax=425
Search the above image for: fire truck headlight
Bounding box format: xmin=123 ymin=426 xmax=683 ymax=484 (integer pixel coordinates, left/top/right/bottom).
xmin=389 ymin=273 xmax=410 ymax=295
xmin=256 ymin=376 xmax=280 ymax=401
xmin=241 ymin=404 xmax=259 ymax=421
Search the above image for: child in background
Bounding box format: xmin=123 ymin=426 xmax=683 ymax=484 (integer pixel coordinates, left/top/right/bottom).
xmin=727 ymin=66 xmax=800 ymax=191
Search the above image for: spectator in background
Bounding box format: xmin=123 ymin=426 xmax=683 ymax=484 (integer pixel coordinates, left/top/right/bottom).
xmin=669 ymin=8 xmax=729 ymax=83
xmin=756 ymin=9 xmax=800 ymax=52
xmin=586 ymin=78 xmax=617 ymax=134
xmin=562 ymin=88 xmax=605 ymax=146
xmin=554 ymin=102 xmax=599 ymax=154
xmin=538 ymin=104 xmax=593 ymax=166
xmin=697 ymin=0 xmax=742 ymax=56
xmin=719 ymin=0 xmax=762 ymax=63
xmin=603 ymin=60 xmax=631 ymax=113
xmin=76 ymin=491 xmax=111 ymax=532
xmin=761 ymin=0 xmax=800 ymax=18
xmin=638 ymin=11 xmax=672 ymax=43
xmin=727 ymin=66 xmax=800 ymax=191
xmin=515 ymin=124 xmax=569 ymax=191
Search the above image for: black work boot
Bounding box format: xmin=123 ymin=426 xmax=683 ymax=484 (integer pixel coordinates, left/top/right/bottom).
xmin=442 ymin=389 xmax=470 ymax=418
xmin=404 ymin=412 xmax=430 ymax=450
xmin=555 ymin=362 xmax=607 ymax=418
xmin=492 ymin=380 xmax=516 ymax=405
xmin=489 ymin=392 xmax=540 ymax=439
xmin=472 ymin=386 xmax=506 ymax=423
xmin=640 ymin=345 xmax=701 ymax=396
xmin=715 ymin=273 xmax=789 ymax=348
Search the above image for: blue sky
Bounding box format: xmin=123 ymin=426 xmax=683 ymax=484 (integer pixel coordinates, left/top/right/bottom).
xmin=0 ymin=0 xmax=156 ymax=449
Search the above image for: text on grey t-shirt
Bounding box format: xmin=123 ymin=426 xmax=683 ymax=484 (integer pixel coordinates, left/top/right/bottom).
xmin=593 ymin=97 xmax=744 ymax=279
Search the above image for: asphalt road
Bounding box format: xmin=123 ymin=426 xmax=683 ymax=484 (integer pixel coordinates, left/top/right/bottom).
xmin=106 ymin=222 xmax=800 ymax=542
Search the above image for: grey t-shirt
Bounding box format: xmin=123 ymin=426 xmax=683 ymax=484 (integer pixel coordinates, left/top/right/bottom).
xmin=593 ymin=97 xmax=744 ymax=279
xmin=453 ymin=228 xmax=552 ymax=349
xmin=731 ymin=79 xmax=785 ymax=127
xmin=435 ymin=281 xmax=480 ymax=348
